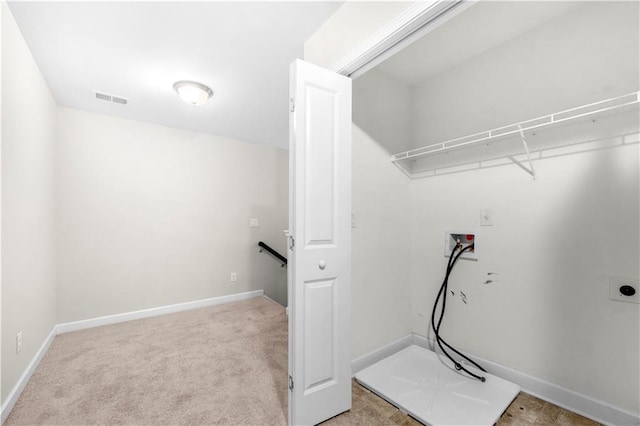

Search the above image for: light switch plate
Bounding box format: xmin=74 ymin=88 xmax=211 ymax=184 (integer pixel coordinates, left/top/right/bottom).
xmin=249 ymin=218 xmax=259 ymax=227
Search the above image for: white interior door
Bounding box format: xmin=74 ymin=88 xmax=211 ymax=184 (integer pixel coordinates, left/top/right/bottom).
xmin=288 ymin=59 xmax=352 ymax=426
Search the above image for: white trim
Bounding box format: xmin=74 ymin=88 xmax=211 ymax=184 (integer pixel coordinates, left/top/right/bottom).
xmin=1 ymin=326 xmax=56 ymax=424
xmin=262 ymin=294 xmax=284 ymax=309
xmin=330 ymin=0 xmax=469 ymax=77
xmin=410 ymin=334 xmax=639 ymax=426
xmin=351 ymin=335 xmax=413 ymax=375
xmin=57 ymin=290 xmax=264 ymax=334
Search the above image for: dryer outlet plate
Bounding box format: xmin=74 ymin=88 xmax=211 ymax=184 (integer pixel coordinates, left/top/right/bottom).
xmin=609 ymin=278 xmax=640 ymax=304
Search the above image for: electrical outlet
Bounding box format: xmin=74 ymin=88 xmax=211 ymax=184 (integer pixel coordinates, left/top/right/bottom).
xmin=609 ymin=278 xmax=639 ymax=304
xmin=230 ymin=272 xmax=237 ymax=282
xmin=16 ymin=331 xmax=23 ymax=354
xmin=249 ymin=218 xmax=259 ymax=227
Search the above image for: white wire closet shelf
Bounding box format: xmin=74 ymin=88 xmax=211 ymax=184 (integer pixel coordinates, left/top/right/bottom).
xmin=391 ymin=91 xmax=640 ymax=179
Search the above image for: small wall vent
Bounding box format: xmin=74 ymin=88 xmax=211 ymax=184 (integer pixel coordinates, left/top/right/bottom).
xmin=94 ymin=91 xmax=128 ymax=105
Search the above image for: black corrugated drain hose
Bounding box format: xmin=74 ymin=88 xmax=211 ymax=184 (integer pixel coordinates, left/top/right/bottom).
xmin=431 ymin=243 xmax=487 ymax=382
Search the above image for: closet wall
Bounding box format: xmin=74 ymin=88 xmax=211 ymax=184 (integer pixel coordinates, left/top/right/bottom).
xmin=306 ymin=0 xmax=639 ymax=416
xmin=350 ymin=123 xmax=412 ymax=359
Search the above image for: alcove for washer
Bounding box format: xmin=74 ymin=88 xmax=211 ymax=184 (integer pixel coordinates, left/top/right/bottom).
xmin=350 ymin=1 xmax=639 ymax=423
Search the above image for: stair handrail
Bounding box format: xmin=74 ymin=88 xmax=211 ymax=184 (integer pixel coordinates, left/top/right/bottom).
xmin=258 ymin=241 xmax=287 ymax=267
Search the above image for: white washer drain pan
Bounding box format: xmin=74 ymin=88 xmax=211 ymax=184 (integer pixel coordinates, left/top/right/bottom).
xmin=355 ymin=345 xmax=520 ymax=426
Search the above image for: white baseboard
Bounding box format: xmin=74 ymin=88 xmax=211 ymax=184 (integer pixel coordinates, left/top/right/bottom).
xmin=262 ymin=294 xmax=285 ymax=309
xmin=414 ymin=333 xmax=639 ymax=426
xmin=351 ymin=334 xmax=413 ymax=375
xmin=1 ymin=326 xmax=57 ymax=424
xmin=57 ymin=290 xmax=264 ymax=334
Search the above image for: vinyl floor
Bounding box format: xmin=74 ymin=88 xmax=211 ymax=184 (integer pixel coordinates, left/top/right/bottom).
xmin=320 ymin=379 xmax=601 ymax=426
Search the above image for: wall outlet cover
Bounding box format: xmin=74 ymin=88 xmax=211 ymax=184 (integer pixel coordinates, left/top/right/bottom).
xmin=16 ymin=331 xmax=23 ymax=354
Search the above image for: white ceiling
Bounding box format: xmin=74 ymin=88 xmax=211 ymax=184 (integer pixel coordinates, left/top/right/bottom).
xmin=8 ymin=1 xmax=343 ymax=149
xmin=376 ymin=1 xmax=582 ymax=87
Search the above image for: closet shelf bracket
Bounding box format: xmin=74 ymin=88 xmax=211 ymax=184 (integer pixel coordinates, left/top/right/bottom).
xmin=517 ymin=125 xmax=536 ymax=179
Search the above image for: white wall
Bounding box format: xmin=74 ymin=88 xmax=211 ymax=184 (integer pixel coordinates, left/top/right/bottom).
xmin=351 ymin=125 xmax=412 ymax=358
xmin=351 ymin=68 xmax=413 ymax=357
xmin=56 ymin=108 xmax=288 ymax=322
xmin=353 ymin=68 xmax=412 ymax=155
xmin=1 ymin=2 xmax=58 ymax=403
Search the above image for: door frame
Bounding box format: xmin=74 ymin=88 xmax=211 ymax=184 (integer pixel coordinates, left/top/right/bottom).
xmin=327 ymin=0 xmax=469 ymax=78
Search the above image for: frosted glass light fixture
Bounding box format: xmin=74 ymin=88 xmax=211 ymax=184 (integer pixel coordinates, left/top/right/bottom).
xmin=173 ymin=80 xmax=213 ymax=106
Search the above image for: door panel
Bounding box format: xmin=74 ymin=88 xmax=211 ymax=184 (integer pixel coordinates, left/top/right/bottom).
xmin=304 ymin=84 xmax=337 ymax=246
xmin=289 ymin=59 xmax=352 ymax=426
xmin=303 ymin=277 xmax=336 ymax=393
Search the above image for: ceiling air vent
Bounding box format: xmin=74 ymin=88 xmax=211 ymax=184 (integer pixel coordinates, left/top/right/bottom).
xmin=94 ymin=91 xmax=128 ymax=105
xmin=95 ymin=92 xmax=111 ymax=101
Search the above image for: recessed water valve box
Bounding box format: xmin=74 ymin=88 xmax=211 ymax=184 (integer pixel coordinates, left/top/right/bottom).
xmin=444 ymin=230 xmax=478 ymax=260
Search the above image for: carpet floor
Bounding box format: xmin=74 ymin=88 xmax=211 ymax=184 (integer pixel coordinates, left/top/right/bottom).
xmin=5 ymin=297 xmax=288 ymax=425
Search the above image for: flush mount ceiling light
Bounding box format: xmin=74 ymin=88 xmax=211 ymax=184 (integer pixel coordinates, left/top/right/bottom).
xmin=173 ymin=80 xmax=213 ymax=106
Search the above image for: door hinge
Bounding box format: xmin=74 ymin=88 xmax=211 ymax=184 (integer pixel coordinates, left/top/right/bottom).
xmin=288 ymin=375 xmax=294 ymax=391
xmin=290 ymin=98 xmax=295 ymax=113
xmin=289 ymin=236 xmax=295 ymax=251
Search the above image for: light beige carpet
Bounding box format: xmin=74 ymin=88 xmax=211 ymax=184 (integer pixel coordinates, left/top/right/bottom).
xmin=6 ymin=297 xmax=288 ymax=425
